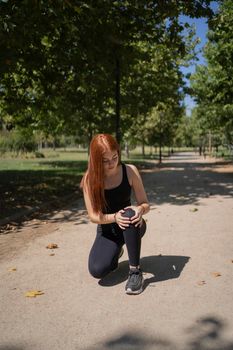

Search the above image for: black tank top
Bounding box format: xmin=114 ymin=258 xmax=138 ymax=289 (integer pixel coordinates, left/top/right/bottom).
xmin=104 ymin=163 xmax=131 ymax=214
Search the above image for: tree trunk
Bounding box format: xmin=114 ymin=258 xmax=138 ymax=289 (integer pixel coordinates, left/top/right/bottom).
xmin=159 ymin=145 xmax=162 ymax=163
xmin=208 ymin=131 xmax=212 ymax=154
xmin=142 ymin=141 xmax=145 ymax=157
xmin=159 ymin=134 xmax=162 ymax=163
xmin=159 ymin=112 xmax=162 ymax=163
xmin=125 ymin=142 xmax=129 ymax=158
xmin=87 ymin=123 xmax=93 ymax=155
xmin=115 ymin=57 xmax=121 ymax=144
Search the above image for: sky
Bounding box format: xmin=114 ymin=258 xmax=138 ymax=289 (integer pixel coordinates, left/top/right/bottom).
xmin=180 ymin=1 xmax=220 ymax=115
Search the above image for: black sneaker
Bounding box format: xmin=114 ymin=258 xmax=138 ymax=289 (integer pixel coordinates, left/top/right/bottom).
xmin=125 ymin=268 xmax=144 ymax=295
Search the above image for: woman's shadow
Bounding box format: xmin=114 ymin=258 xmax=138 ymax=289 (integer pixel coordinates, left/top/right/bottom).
xmin=99 ymin=255 xmax=190 ymax=291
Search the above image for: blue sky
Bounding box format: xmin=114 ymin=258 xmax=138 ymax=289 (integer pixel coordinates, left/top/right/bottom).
xmin=180 ymin=1 xmax=220 ymax=115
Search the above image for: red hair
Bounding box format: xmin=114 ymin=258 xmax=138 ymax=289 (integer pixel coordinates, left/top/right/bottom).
xmin=81 ymin=134 xmax=121 ymax=213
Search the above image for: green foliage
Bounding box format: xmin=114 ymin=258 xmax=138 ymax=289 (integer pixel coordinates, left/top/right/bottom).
xmin=191 ymin=0 xmax=233 ymax=145
xmin=174 ymin=115 xmax=196 ymax=147
xmin=0 ymin=0 xmax=216 ymax=142
xmin=0 ymin=129 xmax=37 ymax=154
xmin=34 ymin=151 xmax=45 ymax=158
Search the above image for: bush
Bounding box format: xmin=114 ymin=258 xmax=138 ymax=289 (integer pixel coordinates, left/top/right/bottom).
xmin=0 ymin=129 xmax=37 ymax=155
xmin=34 ymin=151 xmax=45 ymax=158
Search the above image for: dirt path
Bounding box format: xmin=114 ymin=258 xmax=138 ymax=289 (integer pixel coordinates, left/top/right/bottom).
xmin=0 ymin=152 xmax=233 ymax=350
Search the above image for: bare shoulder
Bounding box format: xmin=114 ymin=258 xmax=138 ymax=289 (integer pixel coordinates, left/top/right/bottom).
xmin=125 ymin=163 xmax=140 ymax=184
xmin=125 ymin=163 xmax=139 ymax=173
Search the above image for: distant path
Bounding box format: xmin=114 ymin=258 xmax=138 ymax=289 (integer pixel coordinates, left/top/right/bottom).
xmin=143 ymin=152 xmax=233 ymax=207
xmin=0 ymin=152 xmax=232 ymax=261
xmin=0 ymin=152 xmax=233 ymax=350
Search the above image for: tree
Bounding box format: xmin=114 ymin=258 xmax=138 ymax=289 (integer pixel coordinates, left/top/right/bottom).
xmin=0 ymin=0 xmax=217 ymax=143
xmin=190 ymin=0 xmax=233 ymax=146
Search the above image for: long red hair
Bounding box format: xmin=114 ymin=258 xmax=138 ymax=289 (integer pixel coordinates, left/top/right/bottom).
xmin=81 ymin=134 xmax=121 ymax=213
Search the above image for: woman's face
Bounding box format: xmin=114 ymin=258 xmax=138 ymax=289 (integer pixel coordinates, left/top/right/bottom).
xmin=102 ymin=150 xmax=119 ymax=174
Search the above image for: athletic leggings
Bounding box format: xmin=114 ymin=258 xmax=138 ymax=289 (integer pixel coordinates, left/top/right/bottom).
xmin=88 ymin=208 xmax=146 ymax=279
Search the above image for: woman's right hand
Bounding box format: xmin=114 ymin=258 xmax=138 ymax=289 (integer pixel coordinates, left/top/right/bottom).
xmin=115 ymin=210 xmax=131 ymax=230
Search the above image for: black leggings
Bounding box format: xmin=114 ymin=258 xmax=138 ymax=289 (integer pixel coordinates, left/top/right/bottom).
xmin=88 ymin=208 xmax=146 ymax=279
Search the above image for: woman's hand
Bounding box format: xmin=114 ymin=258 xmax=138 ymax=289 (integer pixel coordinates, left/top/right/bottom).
xmin=124 ymin=205 xmax=144 ymax=227
xmin=115 ymin=210 xmax=131 ymax=230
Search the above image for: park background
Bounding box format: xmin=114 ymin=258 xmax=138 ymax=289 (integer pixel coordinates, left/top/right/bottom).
xmin=0 ymin=2 xmax=233 ymax=350
xmin=0 ymin=1 xmax=232 ymax=224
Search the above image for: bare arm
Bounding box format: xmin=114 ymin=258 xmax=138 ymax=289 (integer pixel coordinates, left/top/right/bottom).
xmin=83 ymin=185 xmax=113 ymax=224
xmin=82 ymin=165 xmax=149 ymax=227
xmin=125 ymin=164 xmax=150 ymax=225
xmin=83 ymin=183 xmax=131 ymax=226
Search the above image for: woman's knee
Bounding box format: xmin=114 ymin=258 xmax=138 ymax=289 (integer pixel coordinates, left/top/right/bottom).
xmin=123 ymin=208 xmax=147 ymax=235
xmin=122 ymin=208 xmax=136 ymax=220
xmin=88 ymin=261 xmax=107 ymax=279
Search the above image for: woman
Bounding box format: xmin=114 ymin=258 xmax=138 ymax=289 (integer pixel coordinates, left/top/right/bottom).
xmin=81 ymin=134 xmax=150 ymax=294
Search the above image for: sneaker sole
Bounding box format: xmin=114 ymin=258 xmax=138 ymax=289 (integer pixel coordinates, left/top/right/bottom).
xmin=125 ymin=278 xmax=144 ymax=295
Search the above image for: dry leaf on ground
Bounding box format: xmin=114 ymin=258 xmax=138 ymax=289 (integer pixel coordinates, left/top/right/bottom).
xmin=46 ymin=243 xmax=58 ymax=249
xmin=8 ymin=267 xmax=17 ymax=272
xmin=197 ymin=280 xmax=206 ymax=285
xmin=25 ymin=290 xmax=44 ymax=298
xmin=190 ymin=208 xmax=198 ymax=212
xmin=211 ymin=272 xmax=221 ymax=277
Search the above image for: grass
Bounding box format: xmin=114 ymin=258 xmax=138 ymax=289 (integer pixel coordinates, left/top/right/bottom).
xmin=0 ymin=150 xmax=89 ymax=220
xmin=211 ymin=147 xmax=233 ymax=161
xmin=3 ymin=145 xmax=229 ymax=223
xmin=0 ymin=148 xmax=155 ymax=222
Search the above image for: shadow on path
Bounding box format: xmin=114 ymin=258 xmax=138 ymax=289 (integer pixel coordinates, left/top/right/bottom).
xmin=99 ymin=255 xmax=190 ymax=290
xmin=1 ymin=316 xmax=233 ymax=350
xmin=81 ymin=316 xmax=233 ymax=350
xmin=0 ymin=346 xmax=25 ymax=350
xmin=1 ymin=154 xmax=233 ymax=231
xmin=142 ymin=157 xmax=233 ymax=206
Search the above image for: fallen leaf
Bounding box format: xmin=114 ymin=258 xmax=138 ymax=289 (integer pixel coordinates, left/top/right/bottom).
xmin=25 ymin=290 xmax=44 ymax=298
xmin=197 ymin=280 xmax=206 ymax=285
xmin=8 ymin=267 xmax=17 ymax=272
xmin=190 ymin=208 xmax=198 ymax=212
xmin=49 ymin=253 xmax=55 ymax=256
xmin=211 ymin=272 xmax=221 ymax=277
xmin=46 ymin=243 xmax=58 ymax=249
xmin=34 ymin=183 xmax=49 ymax=190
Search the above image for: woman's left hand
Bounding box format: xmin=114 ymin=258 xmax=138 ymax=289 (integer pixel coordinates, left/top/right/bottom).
xmin=124 ymin=205 xmax=144 ymax=227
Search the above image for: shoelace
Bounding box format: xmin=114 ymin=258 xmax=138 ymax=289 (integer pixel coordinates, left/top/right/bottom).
xmin=128 ymin=270 xmax=140 ymax=282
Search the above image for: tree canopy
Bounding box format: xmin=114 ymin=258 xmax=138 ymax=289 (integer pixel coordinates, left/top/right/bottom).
xmin=0 ymin=0 xmax=217 ymax=144
xmin=190 ymin=0 xmax=233 ymax=145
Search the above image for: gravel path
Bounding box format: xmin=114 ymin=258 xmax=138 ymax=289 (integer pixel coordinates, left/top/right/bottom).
xmin=0 ymin=152 xmax=233 ymax=350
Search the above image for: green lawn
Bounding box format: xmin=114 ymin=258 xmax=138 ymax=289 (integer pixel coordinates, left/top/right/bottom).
xmin=0 ymin=148 xmax=154 ymax=221
xmin=0 ymin=150 xmax=89 ymax=220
